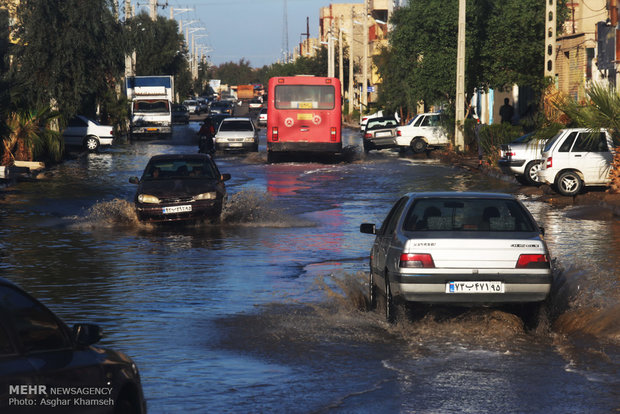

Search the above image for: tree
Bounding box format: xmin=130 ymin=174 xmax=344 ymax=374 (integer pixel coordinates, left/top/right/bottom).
xmin=11 ymin=0 xmax=124 ymax=120
xmin=2 ymin=107 xmax=63 ymax=165
xmin=0 ymin=8 xmax=11 ymax=141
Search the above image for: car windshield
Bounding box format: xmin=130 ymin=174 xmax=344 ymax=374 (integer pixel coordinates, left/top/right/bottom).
xmin=543 ymin=131 xmax=565 ymax=152
xmin=402 ymin=198 xmax=537 ymax=232
xmin=367 ymin=118 xmax=398 ymax=129
xmin=219 ymin=120 xmax=253 ymax=132
xmin=134 ymin=100 xmax=170 ymax=112
xmin=144 ymin=160 xmax=218 ymax=180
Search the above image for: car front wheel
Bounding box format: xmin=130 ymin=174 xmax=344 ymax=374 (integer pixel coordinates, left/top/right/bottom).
xmin=556 ymin=170 xmax=583 ymax=196
xmin=410 ymin=138 xmax=427 ymax=153
xmin=84 ymin=136 xmax=100 ymax=152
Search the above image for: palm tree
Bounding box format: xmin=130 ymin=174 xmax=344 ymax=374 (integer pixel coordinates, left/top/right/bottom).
xmin=2 ymin=107 xmax=63 ymax=166
xmin=553 ymin=83 xmax=620 ymax=193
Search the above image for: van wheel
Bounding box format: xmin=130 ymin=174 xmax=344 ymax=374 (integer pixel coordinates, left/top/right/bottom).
xmin=556 ymin=171 xmax=583 ymax=196
xmin=410 ymin=138 xmax=427 ymax=153
xmin=524 ymin=161 xmax=542 ymax=185
xmin=385 ymin=273 xmax=395 ymax=323
xmin=84 ymin=136 xmax=99 ymax=152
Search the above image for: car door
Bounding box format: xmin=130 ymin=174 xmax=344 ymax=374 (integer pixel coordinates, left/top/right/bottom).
xmin=63 ymin=117 xmax=87 ymax=146
xmin=0 ymin=285 xmax=107 ymax=412
xmin=572 ymin=132 xmax=613 ymax=184
xmin=425 ymin=114 xmax=447 ymax=145
xmin=371 ymin=197 xmax=408 ymax=287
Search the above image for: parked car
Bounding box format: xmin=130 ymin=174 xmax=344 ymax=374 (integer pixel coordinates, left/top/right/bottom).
xmin=360 ymin=110 xmax=385 ymax=132
xmin=172 ymin=104 xmax=190 ymax=124
xmin=214 ymin=117 xmax=259 ymax=152
xmin=182 ymin=99 xmax=201 ymax=115
xmin=210 ymin=101 xmax=235 ymax=116
xmin=395 ymin=112 xmax=449 ymax=153
xmin=257 ymin=108 xmax=268 ymax=126
xmin=0 ymin=277 xmax=146 ymax=413
xmin=129 ymin=153 xmax=230 ymax=223
xmin=248 ymin=98 xmax=263 ymax=110
xmin=498 ymin=132 xmax=548 ymax=185
xmin=360 ymin=192 xmax=552 ymax=323
xmin=62 ymin=115 xmax=114 ymax=152
xmin=362 ymin=117 xmax=400 ymax=152
xmin=538 ymin=128 xmax=614 ymax=196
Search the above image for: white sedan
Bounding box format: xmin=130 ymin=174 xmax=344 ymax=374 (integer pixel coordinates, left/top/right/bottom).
xmin=62 ymin=115 xmax=114 ymax=152
xmin=360 ymin=192 xmax=552 ymax=324
xmin=214 ymin=117 xmax=259 ymax=152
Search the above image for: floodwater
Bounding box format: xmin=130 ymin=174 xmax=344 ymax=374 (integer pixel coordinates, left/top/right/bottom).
xmin=0 ymin=122 xmax=618 ymax=413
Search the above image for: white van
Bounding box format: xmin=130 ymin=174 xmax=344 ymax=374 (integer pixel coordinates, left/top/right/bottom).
xmin=538 ymin=128 xmax=614 ymax=196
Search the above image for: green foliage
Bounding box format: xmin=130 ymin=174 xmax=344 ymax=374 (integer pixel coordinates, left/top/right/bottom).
xmin=0 ymin=9 xmax=10 ymax=141
xmin=478 ymin=123 xmax=523 ymax=165
xmin=11 ymin=0 xmax=124 ymax=120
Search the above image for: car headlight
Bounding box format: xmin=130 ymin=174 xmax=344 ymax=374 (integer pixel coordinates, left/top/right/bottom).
xmin=195 ymin=192 xmax=217 ymax=200
xmin=138 ymin=194 xmax=160 ymax=204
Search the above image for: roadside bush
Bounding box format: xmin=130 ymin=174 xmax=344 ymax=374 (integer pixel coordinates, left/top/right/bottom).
xmin=478 ymin=123 xmax=523 ymax=166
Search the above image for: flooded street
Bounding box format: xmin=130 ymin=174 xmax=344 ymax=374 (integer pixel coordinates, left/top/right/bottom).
xmin=0 ymin=123 xmax=618 ymax=413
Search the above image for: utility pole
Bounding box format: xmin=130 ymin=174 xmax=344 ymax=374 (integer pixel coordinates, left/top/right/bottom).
xmin=348 ymin=8 xmax=354 ymax=116
xmin=454 ymin=0 xmax=466 ymax=152
xmin=362 ymin=0 xmax=368 ymax=115
xmin=328 ymin=21 xmax=335 ymax=77
xmin=300 ymin=17 xmax=310 ymax=56
xmin=544 ymin=0 xmax=556 ymax=80
xmin=282 ymin=0 xmax=289 ymax=62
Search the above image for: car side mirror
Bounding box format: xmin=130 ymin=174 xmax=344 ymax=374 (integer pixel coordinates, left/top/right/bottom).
xmin=129 ymin=176 xmax=139 ymax=184
xmin=221 ymin=173 xmax=231 ymax=181
xmin=73 ymin=323 xmax=102 ymax=346
xmin=360 ymin=223 xmax=376 ymax=235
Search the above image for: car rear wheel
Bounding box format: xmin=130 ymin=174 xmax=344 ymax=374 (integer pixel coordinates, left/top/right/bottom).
xmin=385 ymin=273 xmax=395 ymax=323
xmin=556 ymin=170 xmax=583 ymax=196
xmin=84 ymin=136 xmax=100 ymax=152
xmin=524 ymin=161 xmax=542 ymax=185
xmin=410 ymin=138 xmax=427 ymax=153
xmin=363 ymin=140 xmax=372 ymax=153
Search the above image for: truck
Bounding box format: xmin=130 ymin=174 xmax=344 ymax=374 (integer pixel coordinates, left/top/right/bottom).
xmin=125 ymin=75 xmax=174 ymax=139
xmin=236 ymin=84 xmax=254 ymax=101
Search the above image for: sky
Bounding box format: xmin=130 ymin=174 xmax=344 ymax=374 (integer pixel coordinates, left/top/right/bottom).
xmin=143 ymin=0 xmax=363 ymax=68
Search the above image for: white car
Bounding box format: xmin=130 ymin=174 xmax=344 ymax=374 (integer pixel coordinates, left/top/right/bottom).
xmin=498 ymin=132 xmax=548 ymax=185
xmin=538 ymin=128 xmax=614 ymax=196
xmin=182 ymin=99 xmax=201 ymax=114
xmin=214 ymin=117 xmax=259 ymax=152
xmin=395 ymin=112 xmax=449 ymax=153
xmin=62 ymin=115 xmax=114 ymax=152
xmin=360 ymin=192 xmax=552 ymax=324
xmin=258 ymin=108 xmax=268 ymax=126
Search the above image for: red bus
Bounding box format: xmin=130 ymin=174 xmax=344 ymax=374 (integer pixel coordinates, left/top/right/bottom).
xmin=267 ymin=76 xmax=342 ymax=161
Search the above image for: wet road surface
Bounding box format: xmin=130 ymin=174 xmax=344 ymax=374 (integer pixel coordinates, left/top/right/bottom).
xmin=0 ymin=120 xmax=618 ymax=413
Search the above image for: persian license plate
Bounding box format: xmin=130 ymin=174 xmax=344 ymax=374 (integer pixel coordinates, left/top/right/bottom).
xmin=229 ymin=143 xmax=243 ymax=147
xmin=376 ymin=131 xmax=392 ymax=137
xmin=146 ymin=128 xmax=159 ymax=132
xmin=163 ymin=205 xmax=192 ymax=214
xmin=446 ymin=281 xmax=504 ymax=293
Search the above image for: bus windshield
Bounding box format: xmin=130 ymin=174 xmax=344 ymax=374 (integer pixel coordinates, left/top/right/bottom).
xmin=275 ymin=85 xmax=335 ymax=110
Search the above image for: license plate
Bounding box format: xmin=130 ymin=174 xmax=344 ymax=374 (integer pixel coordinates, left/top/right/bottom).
xmin=446 ymin=281 xmax=504 ymax=293
xmin=229 ymin=143 xmax=243 ymax=147
xmin=163 ymin=205 xmax=192 ymax=214
xmin=376 ymin=131 xmax=392 ymax=137
xmin=146 ymin=128 xmax=159 ymax=132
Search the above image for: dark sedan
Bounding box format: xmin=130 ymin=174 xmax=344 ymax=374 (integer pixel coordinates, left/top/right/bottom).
xmin=210 ymin=101 xmax=235 ymax=116
xmin=171 ymin=104 xmax=190 ymax=124
xmin=129 ymin=154 xmax=230 ymax=223
xmin=0 ymin=277 xmax=146 ymax=413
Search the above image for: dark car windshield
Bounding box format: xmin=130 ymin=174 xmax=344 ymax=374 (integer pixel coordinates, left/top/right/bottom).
xmin=219 ymin=120 xmax=253 ymax=132
xmin=367 ymin=118 xmax=398 ymax=130
xmin=145 ymin=159 xmax=218 ymax=180
xmin=402 ymin=198 xmax=537 ymax=232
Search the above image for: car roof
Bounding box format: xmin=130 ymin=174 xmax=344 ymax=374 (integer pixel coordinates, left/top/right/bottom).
xmin=221 ymin=117 xmax=252 ymax=122
xmin=406 ymin=191 xmax=516 ymax=200
xmin=148 ymin=153 xmax=213 ymax=162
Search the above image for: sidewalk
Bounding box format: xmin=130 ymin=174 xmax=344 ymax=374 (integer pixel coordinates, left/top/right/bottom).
xmin=433 ymin=149 xmax=620 ymax=219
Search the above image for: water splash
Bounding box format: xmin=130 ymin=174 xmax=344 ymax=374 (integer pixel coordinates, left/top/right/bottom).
xmin=221 ymin=189 xmax=313 ymax=227
xmin=73 ymin=198 xmax=141 ymax=228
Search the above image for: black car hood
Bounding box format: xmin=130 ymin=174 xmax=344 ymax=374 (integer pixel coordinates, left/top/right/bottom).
xmin=138 ymin=178 xmax=221 ymax=198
